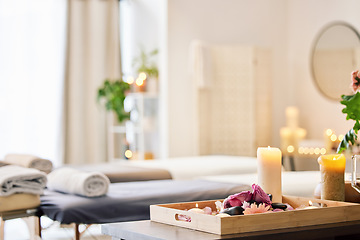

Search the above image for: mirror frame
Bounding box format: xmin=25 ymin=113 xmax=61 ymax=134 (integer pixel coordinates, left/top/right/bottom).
xmin=310 ymin=21 xmax=360 ymax=101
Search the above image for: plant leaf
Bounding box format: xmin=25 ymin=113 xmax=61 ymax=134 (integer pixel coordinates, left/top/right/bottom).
xmin=337 ymin=128 xmax=358 ymax=153
xmin=341 ymin=92 xmax=360 ymax=121
xmin=96 ymin=79 xmax=130 ymax=123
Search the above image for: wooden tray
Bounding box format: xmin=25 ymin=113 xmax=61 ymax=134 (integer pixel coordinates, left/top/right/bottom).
xmin=150 ymin=195 xmax=360 ymax=235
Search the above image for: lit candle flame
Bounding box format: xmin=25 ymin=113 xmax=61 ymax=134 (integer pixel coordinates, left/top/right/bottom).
xmin=127 ymin=76 xmax=135 ymax=84
xmin=138 ymin=72 xmax=147 ymax=81
xmin=124 ymin=150 xmax=133 ymax=159
xmin=326 ymin=129 xmax=333 ymax=136
xmin=287 ymin=145 xmax=294 ymax=153
xmin=330 ymin=134 xmax=337 ymax=142
xmin=309 ymin=200 xmax=313 ymax=206
xmin=195 ymin=203 xmax=198 ymax=208
xmin=136 ymin=78 xmax=144 ymax=86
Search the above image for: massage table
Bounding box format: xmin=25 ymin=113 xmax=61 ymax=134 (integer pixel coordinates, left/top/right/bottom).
xmin=37 ymin=179 xmax=250 ymax=239
xmin=71 ymin=155 xmax=258 ymax=182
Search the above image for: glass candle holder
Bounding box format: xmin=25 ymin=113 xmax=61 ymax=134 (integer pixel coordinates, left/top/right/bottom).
xmin=317 ymin=154 xmax=346 ymax=201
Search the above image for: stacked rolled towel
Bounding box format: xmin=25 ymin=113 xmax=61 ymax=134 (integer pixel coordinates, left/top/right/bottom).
xmin=0 ymin=165 xmax=47 ymax=196
xmin=47 ymin=167 xmax=110 ymax=197
xmin=4 ymin=154 xmax=53 ymax=173
xmin=0 ymin=161 xmax=9 ymax=167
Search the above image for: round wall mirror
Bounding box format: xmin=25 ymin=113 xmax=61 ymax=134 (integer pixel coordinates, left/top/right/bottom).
xmin=311 ymin=22 xmax=360 ymax=100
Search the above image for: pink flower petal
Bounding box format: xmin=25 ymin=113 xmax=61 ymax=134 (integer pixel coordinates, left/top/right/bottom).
xmin=177 ymin=214 xmax=191 ymax=222
xmin=243 ymin=203 xmax=270 ymax=215
xmin=215 ymin=200 xmax=224 ymax=213
xmin=223 ymin=191 xmax=252 ymax=208
xmin=272 ymin=208 xmax=284 ymax=212
xmin=284 ymin=203 xmax=294 ymax=211
xmin=242 ymin=201 xmax=251 ymax=209
xmin=203 ymin=206 xmax=212 ymax=215
xmin=352 ymin=70 xmax=360 ymax=93
xmin=252 ymin=184 xmax=272 ymax=206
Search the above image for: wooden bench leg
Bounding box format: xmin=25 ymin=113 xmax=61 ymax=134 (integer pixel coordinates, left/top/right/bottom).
xmin=75 ymin=223 xmax=80 ymax=240
xmin=0 ymin=217 xmax=4 ymax=240
xmin=23 ymin=216 xmax=41 ymax=240
xmin=73 ymin=223 xmax=92 ymax=240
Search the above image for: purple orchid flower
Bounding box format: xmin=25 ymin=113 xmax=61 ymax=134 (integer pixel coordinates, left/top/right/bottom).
xmin=251 ymin=184 xmax=272 ymax=206
xmin=223 ymin=190 xmax=252 ymax=208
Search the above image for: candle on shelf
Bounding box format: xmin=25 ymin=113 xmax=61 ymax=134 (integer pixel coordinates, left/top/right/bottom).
xmin=286 ymin=106 xmax=299 ymax=129
xmin=188 ymin=203 xmax=205 ymax=214
xmin=280 ymin=107 xmax=306 ymax=154
xmin=257 ymin=147 xmax=282 ymax=203
xmin=317 ymin=154 xmax=346 ymax=201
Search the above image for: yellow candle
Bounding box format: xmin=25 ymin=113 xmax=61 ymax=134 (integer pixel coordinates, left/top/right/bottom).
xmin=317 ymin=154 xmax=346 ymax=201
xmin=257 ymin=147 xmax=282 ymax=202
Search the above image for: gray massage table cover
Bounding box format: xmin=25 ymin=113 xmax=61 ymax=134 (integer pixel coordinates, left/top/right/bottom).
xmin=38 ymin=180 xmax=250 ymax=224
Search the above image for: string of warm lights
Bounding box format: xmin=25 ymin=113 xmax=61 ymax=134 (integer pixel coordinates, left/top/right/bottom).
xmin=286 ymin=129 xmax=344 ymax=155
xmin=127 ymin=72 xmax=147 ymax=88
xmin=298 ymin=146 xmax=326 ymax=155
xmin=325 ymin=129 xmax=344 ymax=142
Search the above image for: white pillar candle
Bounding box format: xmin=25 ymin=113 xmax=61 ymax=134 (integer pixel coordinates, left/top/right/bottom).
xmin=286 ymin=106 xmax=299 ymax=128
xmin=257 ymin=147 xmax=282 ymax=203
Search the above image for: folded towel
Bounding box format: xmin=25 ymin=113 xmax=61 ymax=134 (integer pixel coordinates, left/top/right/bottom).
xmin=47 ymin=167 xmax=110 ymax=197
xmin=0 ymin=165 xmax=47 ymax=196
xmin=0 ymin=193 xmax=40 ymax=212
xmin=0 ymin=161 xmax=9 ymax=167
xmin=4 ymin=154 xmax=53 ymax=173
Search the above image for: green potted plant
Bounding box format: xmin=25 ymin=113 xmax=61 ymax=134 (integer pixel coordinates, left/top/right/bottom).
xmin=97 ymin=79 xmax=130 ymax=123
xmin=132 ymin=48 xmax=159 ymax=93
xmin=132 ymin=48 xmax=159 ymax=78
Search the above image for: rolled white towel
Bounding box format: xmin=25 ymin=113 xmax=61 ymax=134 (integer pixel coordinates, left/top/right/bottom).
xmin=0 ymin=165 xmax=47 ymax=196
xmin=47 ymin=167 xmax=110 ymax=197
xmin=4 ymin=154 xmax=53 ymax=173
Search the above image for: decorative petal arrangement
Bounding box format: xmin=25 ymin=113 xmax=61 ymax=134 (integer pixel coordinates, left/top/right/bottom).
xmin=182 ymin=184 xmax=298 ymax=220
xmin=243 ymin=203 xmax=271 ymax=215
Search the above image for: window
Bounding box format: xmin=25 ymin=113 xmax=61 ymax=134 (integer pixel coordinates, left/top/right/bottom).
xmin=0 ymin=0 xmax=67 ymax=166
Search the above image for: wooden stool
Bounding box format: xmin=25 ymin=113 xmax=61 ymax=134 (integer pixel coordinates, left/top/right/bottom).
xmin=0 ymin=209 xmax=41 ymax=240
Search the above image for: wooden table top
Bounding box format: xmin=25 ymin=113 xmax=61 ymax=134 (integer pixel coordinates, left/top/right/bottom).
xmin=102 ymin=220 xmax=360 ymax=240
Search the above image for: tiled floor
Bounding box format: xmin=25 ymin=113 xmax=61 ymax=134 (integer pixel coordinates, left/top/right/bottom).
xmin=4 ymin=217 xmax=111 ymax=240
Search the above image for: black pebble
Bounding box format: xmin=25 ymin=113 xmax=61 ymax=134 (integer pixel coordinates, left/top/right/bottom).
xmin=271 ymin=202 xmax=287 ymax=210
xmin=221 ymin=206 xmax=244 ymax=215
xmin=268 ymin=194 xmax=273 ymax=201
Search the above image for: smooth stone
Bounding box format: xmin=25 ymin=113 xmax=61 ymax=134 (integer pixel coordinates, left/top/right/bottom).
xmin=268 ymin=194 xmax=273 ymax=201
xmin=271 ymin=202 xmax=287 ymax=210
xmin=221 ymin=206 xmax=244 ymax=215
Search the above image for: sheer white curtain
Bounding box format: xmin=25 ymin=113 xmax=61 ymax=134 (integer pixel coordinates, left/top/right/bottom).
xmin=0 ymin=0 xmax=67 ymax=167
xmin=63 ymin=0 xmax=121 ymax=164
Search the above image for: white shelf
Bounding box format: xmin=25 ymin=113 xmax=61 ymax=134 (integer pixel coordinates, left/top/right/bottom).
xmin=110 ymin=126 xmax=126 ymax=133
xmin=108 ymin=93 xmax=159 ymax=160
xmin=127 ymin=92 xmax=158 ymax=99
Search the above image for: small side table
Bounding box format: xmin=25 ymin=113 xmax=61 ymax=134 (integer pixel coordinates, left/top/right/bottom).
xmin=102 ymin=220 xmax=360 ymax=240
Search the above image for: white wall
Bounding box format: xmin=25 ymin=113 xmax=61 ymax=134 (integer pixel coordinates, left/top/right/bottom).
xmin=167 ymin=0 xmax=289 ymax=157
xmin=120 ymin=0 xmax=162 ymax=77
xmin=128 ymin=0 xmax=360 ymax=158
xmin=287 ymin=0 xmax=360 ymax=140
